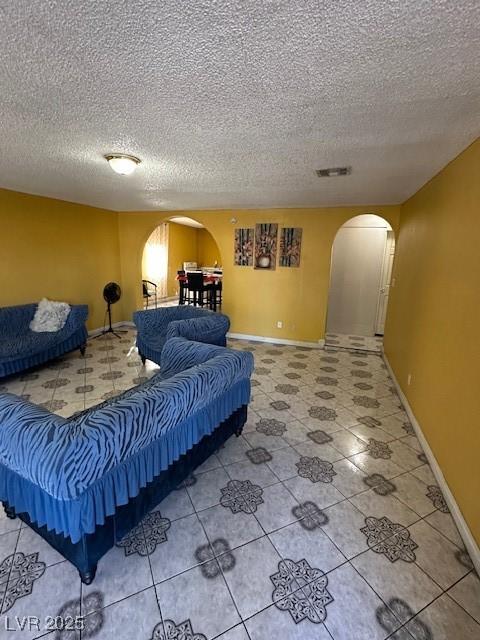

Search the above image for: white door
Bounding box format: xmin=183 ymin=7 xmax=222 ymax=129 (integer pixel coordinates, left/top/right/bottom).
xmin=326 ymin=226 xmax=387 ymax=336
xmin=375 ymin=231 xmax=395 ymax=335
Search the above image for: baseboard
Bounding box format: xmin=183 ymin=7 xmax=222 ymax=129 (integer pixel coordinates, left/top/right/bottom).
xmin=88 ymin=325 xmax=326 ymax=350
xmin=383 ymin=352 xmax=480 ymax=575
xmin=88 ymin=321 xmax=134 ymax=337
xmin=227 ymin=332 xmax=325 ymax=349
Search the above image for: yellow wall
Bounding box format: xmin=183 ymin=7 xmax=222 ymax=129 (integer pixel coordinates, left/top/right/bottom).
xmin=118 ymin=206 xmax=400 ymax=342
xmin=166 ymin=223 xmax=198 ymax=297
xmin=0 ymin=188 xmax=122 ymax=330
xmin=384 ymin=139 xmax=480 ymax=544
xmin=2 ymin=147 xmax=478 ymax=544
xmin=197 ymin=228 xmax=222 ymax=267
xmin=142 ymin=223 xmax=222 ymax=297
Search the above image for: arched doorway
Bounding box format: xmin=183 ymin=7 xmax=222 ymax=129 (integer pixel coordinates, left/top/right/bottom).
xmin=141 ymin=216 xmax=223 ymax=308
xmin=325 ymin=214 xmax=395 ymax=352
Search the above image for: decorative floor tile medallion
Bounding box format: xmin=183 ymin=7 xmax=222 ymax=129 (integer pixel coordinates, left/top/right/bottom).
xmin=176 ymin=473 xmax=197 ymax=490
xmin=376 ymin=598 xmax=432 ymax=639
xmin=256 ymin=418 xmax=287 ymax=436
xmin=0 ymin=552 xmax=46 ymax=613
xmin=361 ymin=516 xmax=418 ymax=562
xmin=195 ymin=538 xmax=235 ymax=579
xmin=56 ymin=591 xmax=104 ymax=639
xmin=288 ymin=362 xmax=307 ymax=370
xmin=220 ymin=479 xmax=264 ymax=514
xmin=354 ymin=382 xmax=373 ymax=390
xmin=117 ymin=511 xmax=171 ymax=556
xmin=255 ymin=367 xmax=271 ymax=375
xmin=292 ymin=502 xmax=329 ymax=530
xmin=296 ymin=457 xmax=336 ymax=483
xmin=245 ymin=447 xmax=272 ymax=464
xmin=285 ymin=372 xmax=301 ymax=380
xmin=150 ymin=619 xmax=206 ymax=640
xmin=351 ymin=370 xmax=372 ymax=379
xmin=363 ymin=473 xmax=396 ymax=495
xmin=367 ymin=439 xmax=393 ymax=459
xmin=271 ymin=559 xmax=333 ymax=624
xmin=402 ymin=421 xmax=415 ymax=436
xmin=270 ymin=400 xmax=291 ymax=411
xmin=455 ymin=549 xmax=474 ymax=570
xmin=307 ymin=430 xmax=333 ymax=445
xmin=315 ymin=391 xmax=335 ymax=400
xmin=315 ymin=377 xmax=338 ymax=386
xmin=426 ymin=485 xmax=449 ymax=513
xmin=353 ymin=395 xmax=380 ymax=409
xmin=275 ymin=384 xmax=300 ymax=395
xmin=308 ymin=406 xmax=337 ymax=421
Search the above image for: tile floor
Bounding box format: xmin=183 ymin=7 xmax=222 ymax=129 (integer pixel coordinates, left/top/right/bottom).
xmin=0 ymin=328 xmax=478 ymax=640
xmin=325 ymin=333 xmax=384 ymax=353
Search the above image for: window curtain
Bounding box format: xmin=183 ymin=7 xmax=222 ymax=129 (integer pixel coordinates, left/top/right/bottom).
xmin=143 ymin=223 xmax=169 ymax=298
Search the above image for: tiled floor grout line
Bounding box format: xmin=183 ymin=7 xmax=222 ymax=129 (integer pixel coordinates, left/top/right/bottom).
xmin=3 ymin=332 xmax=477 ymax=639
xmin=381 ymin=574 xmax=480 ymax=640
xmin=0 ymin=526 xmax=21 ymax=615
xmin=194 ymin=503 xmax=254 ymax=640
xmin=183 ymin=467 xmax=255 ymax=640
xmin=193 ymin=430 xmax=467 ymax=611
xmin=180 ymin=440 xmax=454 ymax=562
xmin=141 ymin=518 xmax=167 ymax=637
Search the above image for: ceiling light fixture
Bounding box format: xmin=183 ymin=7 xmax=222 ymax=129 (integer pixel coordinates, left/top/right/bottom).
xmin=105 ymin=154 xmax=141 ymax=175
xmin=316 ymin=166 xmax=351 ymax=178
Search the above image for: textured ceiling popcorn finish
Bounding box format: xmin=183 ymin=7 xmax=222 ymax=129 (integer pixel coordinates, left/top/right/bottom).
xmin=0 ymin=0 xmax=479 ymax=211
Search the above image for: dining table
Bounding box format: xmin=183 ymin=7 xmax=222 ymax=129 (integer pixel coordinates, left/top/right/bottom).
xmin=176 ymin=271 xmax=223 ymax=310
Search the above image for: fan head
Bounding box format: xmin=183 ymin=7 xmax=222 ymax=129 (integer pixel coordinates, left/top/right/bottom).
xmin=103 ymin=282 xmax=121 ymax=304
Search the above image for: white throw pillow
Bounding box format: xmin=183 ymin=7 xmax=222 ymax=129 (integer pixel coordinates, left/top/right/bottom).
xmin=30 ymin=298 xmax=71 ymax=333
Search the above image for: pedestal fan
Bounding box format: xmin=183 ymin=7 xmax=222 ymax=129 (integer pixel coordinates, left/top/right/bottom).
xmin=94 ymin=282 xmax=127 ymax=339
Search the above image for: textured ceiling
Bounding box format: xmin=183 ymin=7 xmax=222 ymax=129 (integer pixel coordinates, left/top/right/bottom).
xmin=1 ymin=1 xmax=479 ymax=211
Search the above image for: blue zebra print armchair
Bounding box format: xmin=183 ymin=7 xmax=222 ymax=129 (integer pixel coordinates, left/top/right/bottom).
xmin=133 ymin=305 xmax=230 ymax=365
xmin=0 ymin=337 xmax=253 ymax=584
xmin=0 ymin=303 xmax=88 ymax=378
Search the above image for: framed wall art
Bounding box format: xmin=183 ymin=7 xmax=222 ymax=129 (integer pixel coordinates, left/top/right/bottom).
xmin=234 ymin=228 xmax=254 ymax=266
xmin=279 ymin=227 xmax=302 ymax=267
xmin=254 ymin=223 xmax=278 ymax=270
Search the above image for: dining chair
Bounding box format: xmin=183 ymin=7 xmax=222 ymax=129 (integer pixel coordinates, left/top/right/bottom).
xmin=187 ymin=272 xmax=213 ymax=308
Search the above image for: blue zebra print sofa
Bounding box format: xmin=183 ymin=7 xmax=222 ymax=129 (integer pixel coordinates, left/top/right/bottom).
xmin=133 ymin=305 xmax=230 ymax=365
xmin=0 ymin=303 xmax=88 ymax=378
xmin=0 ymin=337 xmax=253 ymax=583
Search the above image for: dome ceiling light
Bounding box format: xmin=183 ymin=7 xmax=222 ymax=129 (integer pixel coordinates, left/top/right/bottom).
xmin=105 ymin=154 xmax=141 ymax=175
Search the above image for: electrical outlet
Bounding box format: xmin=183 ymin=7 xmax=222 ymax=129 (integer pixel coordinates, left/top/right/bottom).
xmin=277 ymin=321 xmax=283 ymax=329
xmin=407 ymin=373 xmax=412 ymax=386
xmin=391 ymin=278 xmax=396 ymax=287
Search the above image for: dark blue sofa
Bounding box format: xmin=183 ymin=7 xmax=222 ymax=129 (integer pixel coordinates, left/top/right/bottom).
xmin=0 ymin=303 xmax=89 ymax=378
xmin=133 ymin=305 xmax=230 ymax=365
xmin=0 ymin=337 xmax=253 ymax=583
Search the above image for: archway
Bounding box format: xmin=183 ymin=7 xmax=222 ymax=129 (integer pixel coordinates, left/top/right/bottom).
xmin=140 ymin=216 xmax=223 ymax=308
xmin=325 ymin=214 xmax=395 ymax=352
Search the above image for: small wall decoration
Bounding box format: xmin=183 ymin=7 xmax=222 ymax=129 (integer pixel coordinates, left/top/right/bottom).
xmin=234 ymin=228 xmax=254 ymax=266
xmin=279 ymin=227 xmax=302 ymax=267
xmin=254 ymin=223 xmax=278 ymax=270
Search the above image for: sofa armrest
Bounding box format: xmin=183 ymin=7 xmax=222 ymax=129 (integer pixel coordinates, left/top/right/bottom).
xmin=63 ymin=305 xmax=89 ymax=332
xmin=0 ymin=304 xmax=36 ymax=334
xmin=160 ymin=337 xmax=228 ymax=377
xmin=133 ymin=308 xmax=170 ymax=337
xmin=0 ymin=393 xmax=70 ymax=492
xmin=166 ymin=314 xmax=230 ymax=345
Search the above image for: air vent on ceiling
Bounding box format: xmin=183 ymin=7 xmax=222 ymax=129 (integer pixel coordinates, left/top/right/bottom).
xmin=316 ymin=166 xmax=352 ymax=177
